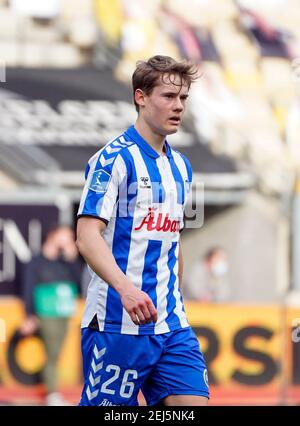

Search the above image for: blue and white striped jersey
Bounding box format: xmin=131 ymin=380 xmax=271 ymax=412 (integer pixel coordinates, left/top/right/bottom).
xmin=78 ymin=125 xmax=192 ymax=335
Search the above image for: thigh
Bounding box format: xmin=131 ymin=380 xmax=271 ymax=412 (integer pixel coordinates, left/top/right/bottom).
xmin=79 ymin=328 xmax=162 ymax=406
xmin=142 ymin=327 xmax=209 ymax=406
xmin=163 ymin=394 xmax=208 ymax=406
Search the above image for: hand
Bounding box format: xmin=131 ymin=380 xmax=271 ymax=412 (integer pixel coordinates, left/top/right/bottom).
xmin=120 ymin=285 xmax=157 ymax=326
xmin=19 ymin=315 xmax=39 ymax=336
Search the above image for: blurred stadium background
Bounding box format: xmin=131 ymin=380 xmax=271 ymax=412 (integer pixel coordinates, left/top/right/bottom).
xmin=0 ymin=0 xmax=300 ymax=405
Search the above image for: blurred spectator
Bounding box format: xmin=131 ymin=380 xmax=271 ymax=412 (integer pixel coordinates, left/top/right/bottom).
xmin=20 ymin=225 xmax=82 ymax=406
xmin=239 ymin=7 xmax=292 ymax=58
xmin=183 ymin=247 xmax=231 ymax=302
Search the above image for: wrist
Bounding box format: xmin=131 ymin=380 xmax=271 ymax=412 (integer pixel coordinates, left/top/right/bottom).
xmin=114 ymin=277 xmax=134 ymax=296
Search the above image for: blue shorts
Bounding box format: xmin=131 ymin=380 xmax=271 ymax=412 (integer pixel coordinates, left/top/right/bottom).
xmin=79 ymin=326 xmax=209 ymax=406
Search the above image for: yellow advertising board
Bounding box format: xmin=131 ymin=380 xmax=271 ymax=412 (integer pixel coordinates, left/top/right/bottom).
xmin=186 ymin=302 xmax=285 ymax=405
xmin=0 ymin=298 xmax=299 ymax=405
xmin=0 ymin=297 xmax=83 ymax=403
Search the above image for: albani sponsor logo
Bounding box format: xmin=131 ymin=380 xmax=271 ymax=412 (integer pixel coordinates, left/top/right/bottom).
xmin=98 ymin=398 xmax=122 ymax=406
xmin=134 ymin=207 xmax=180 ymax=233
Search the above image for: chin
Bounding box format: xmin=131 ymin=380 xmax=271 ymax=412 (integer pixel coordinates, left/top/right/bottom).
xmin=156 ymin=125 xmax=179 ymax=137
xmin=165 ymin=126 xmax=179 ymax=135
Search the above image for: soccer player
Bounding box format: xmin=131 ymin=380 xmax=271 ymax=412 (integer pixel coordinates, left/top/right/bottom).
xmin=76 ymin=55 xmax=209 ymax=406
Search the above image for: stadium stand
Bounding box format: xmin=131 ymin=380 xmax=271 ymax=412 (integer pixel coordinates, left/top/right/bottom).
xmin=0 ymin=0 xmax=299 ymax=196
xmin=1 ymin=0 xmax=300 ymax=406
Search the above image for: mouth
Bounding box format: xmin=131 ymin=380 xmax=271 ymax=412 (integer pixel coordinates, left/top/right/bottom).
xmin=168 ymin=117 xmax=181 ymax=125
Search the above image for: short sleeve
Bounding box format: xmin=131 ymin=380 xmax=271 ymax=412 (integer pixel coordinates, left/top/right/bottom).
xmin=179 ymin=154 xmax=193 ymax=232
xmin=183 ymin=156 xmax=193 ymax=198
xmin=77 ymin=151 xmax=126 ymax=224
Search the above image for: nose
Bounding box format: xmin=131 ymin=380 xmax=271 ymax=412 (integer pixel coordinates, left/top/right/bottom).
xmin=174 ymin=97 xmax=184 ymax=112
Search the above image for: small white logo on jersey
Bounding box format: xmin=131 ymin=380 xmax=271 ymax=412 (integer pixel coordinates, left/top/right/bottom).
xmin=89 ymin=169 xmax=111 ymax=193
xmin=203 ymin=369 xmax=209 ymax=388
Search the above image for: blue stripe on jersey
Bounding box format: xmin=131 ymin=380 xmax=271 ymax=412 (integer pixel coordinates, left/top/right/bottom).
xmin=165 ymin=242 xmax=182 ymax=330
xmin=139 ymin=239 xmax=161 ymax=334
xmin=104 ymin=149 xmax=138 ymax=332
xmin=169 ymin=157 xmax=185 ymax=205
xmin=138 ymin=149 xmax=165 ymax=203
xmin=85 ymin=163 xmax=90 ymax=180
xmin=179 ymin=290 xmax=186 ymax=313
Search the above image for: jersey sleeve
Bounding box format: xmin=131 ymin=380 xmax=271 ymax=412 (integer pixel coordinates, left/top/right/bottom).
xmin=180 ymin=154 xmax=193 ymax=232
xmin=183 ymin=156 xmax=193 ymax=201
xmin=77 ymin=151 xmax=127 ymax=224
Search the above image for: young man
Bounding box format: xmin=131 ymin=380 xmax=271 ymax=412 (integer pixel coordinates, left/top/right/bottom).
xmin=76 ymin=55 xmax=209 ymax=406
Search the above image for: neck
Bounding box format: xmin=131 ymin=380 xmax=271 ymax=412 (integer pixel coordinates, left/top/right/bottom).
xmin=134 ymin=117 xmax=166 ymax=156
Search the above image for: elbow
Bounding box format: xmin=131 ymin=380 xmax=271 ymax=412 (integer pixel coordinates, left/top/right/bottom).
xmin=75 ymin=234 xmax=84 ymax=255
xmin=76 ymin=218 xmax=104 ymax=256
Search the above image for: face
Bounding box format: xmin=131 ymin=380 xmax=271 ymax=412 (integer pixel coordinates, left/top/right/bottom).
xmin=53 ymin=227 xmax=75 ymax=249
xmin=136 ymin=74 xmax=189 ymax=136
xmin=210 ymin=250 xmax=228 ymax=277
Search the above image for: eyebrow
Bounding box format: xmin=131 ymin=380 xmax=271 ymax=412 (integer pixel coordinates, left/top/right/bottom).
xmin=162 ymin=91 xmax=189 ymax=97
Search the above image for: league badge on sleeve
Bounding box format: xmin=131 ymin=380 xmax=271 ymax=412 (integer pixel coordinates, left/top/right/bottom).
xmin=89 ymin=169 xmax=111 ymax=193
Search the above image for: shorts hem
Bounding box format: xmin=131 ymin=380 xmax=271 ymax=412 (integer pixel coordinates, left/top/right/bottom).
xmin=147 ymin=389 xmax=210 ymax=406
xmin=82 ymin=323 xmax=191 ymax=335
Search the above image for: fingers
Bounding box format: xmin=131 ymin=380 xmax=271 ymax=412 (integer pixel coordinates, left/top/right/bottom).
xmin=129 ymin=312 xmax=140 ymax=326
xmin=122 ymin=289 xmax=158 ymax=326
xmin=134 ymin=301 xmax=157 ymax=326
xmin=139 ymin=305 xmax=153 ymax=325
xmin=134 ymin=309 xmax=146 ymax=325
xmin=129 ymin=303 xmax=157 ymax=326
xmin=146 ymin=299 xmax=158 ymax=323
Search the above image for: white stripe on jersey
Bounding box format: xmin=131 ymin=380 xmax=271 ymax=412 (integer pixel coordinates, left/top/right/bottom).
xmin=154 ymin=239 xmax=173 ymax=334
xmin=78 ymin=150 xmax=100 ymax=215
xmin=171 ymin=150 xmax=189 ymax=193
xmin=170 ymin=243 xmax=189 ymax=328
xmin=81 ymin=272 xmax=100 ymax=328
xmin=99 ymin=154 xmax=126 ymax=221
xmin=96 ymin=211 xmax=118 ymax=331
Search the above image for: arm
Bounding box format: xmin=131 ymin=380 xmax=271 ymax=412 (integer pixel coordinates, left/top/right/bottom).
xmin=178 ymin=238 xmax=183 ymax=289
xmin=76 ymin=217 xmax=157 ymax=326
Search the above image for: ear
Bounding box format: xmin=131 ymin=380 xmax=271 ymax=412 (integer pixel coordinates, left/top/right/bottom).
xmin=134 ymin=89 xmax=146 ymax=109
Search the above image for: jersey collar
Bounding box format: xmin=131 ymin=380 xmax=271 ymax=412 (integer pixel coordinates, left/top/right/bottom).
xmin=125 ymin=125 xmax=172 ymax=159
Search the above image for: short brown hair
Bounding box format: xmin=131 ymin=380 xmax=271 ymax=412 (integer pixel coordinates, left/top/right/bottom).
xmin=132 ymin=55 xmax=199 ymax=112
